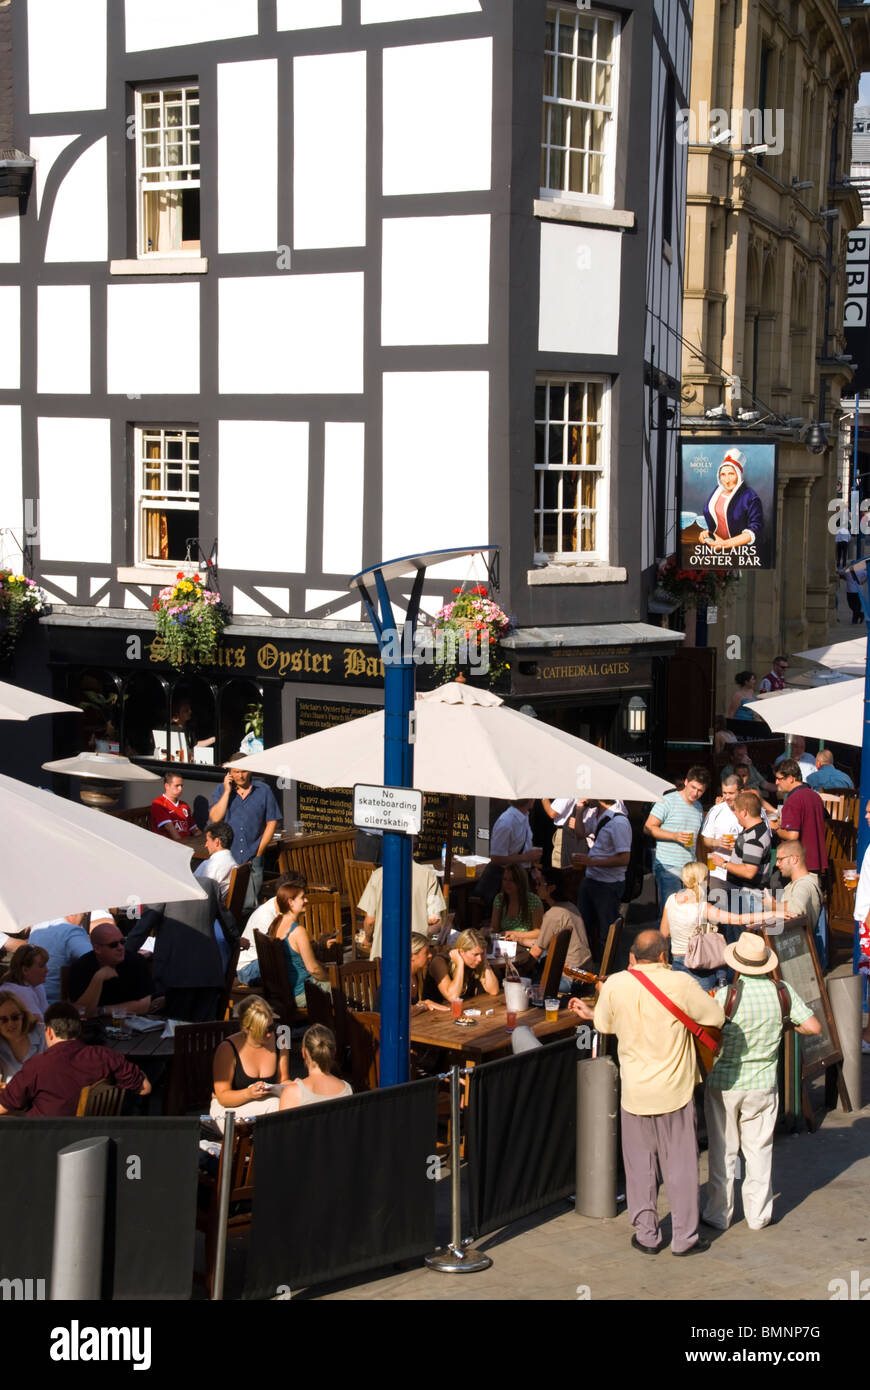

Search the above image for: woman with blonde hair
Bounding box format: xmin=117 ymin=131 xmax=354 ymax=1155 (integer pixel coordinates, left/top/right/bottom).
xmin=425 ymin=928 xmax=499 ymax=1003
xmin=0 ymin=989 xmax=46 ymax=1083
xmin=210 ymin=994 xmax=290 ymax=1128
xmin=279 ymin=1024 xmax=352 ymax=1109
xmin=1 ymin=944 xmax=50 ymax=1018
xmin=660 ymin=860 xmax=722 ymax=990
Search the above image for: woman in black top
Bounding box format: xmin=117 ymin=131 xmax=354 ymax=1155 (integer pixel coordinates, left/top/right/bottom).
xmin=425 ymin=929 xmax=499 ymax=1003
xmin=210 ymin=995 xmax=289 ymax=1127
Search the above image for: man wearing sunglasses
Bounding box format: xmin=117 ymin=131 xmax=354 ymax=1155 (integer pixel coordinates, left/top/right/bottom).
xmin=68 ymin=920 xmax=152 ymax=1019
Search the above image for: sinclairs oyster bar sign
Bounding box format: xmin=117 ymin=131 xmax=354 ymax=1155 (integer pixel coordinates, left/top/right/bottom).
xmin=679 ymin=438 xmax=777 ymax=571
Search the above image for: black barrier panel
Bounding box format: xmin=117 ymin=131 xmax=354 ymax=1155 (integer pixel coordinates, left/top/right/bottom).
xmin=243 ymin=1077 xmax=439 ymax=1298
xmin=466 ymin=1038 xmax=576 ymax=1238
xmin=0 ymin=1118 xmax=200 ymax=1300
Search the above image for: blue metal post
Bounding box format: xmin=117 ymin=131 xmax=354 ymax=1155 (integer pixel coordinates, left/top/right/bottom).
xmin=855 ymin=395 xmax=862 ymax=563
xmin=855 ymin=566 xmax=870 ymax=978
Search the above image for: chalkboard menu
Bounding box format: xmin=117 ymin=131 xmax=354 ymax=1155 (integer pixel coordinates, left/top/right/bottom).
xmin=294 ymin=697 xmax=473 ymax=854
xmin=764 ymin=916 xmax=842 ymax=1077
xmin=296 ymin=699 xmax=377 ymax=832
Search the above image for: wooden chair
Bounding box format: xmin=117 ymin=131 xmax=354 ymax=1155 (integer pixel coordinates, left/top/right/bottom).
xmin=220 ymin=940 xmax=243 ymax=1022
xmin=225 ymin=863 xmax=252 ymax=925
xmin=828 ymin=858 xmax=857 ymax=968
xmin=301 ymin=890 xmax=344 ymax=964
xmin=76 ymin=1078 xmax=124 ymax=1117
xmin=538 ymin=927 xmax=572 ymax=998
xmin=328 ymin=958 xmax=381 ymax=1057
xmin=254 ymin=933 xmax=306 ymax=1028
xmin=346 ymin=1011 xmax=380 ymax=1091
xmin=343 ymin=859 xmax=376 ymax=953
xmin=163 ymin=1020 xmax=235 ymax=1116
xmin=598 ymin=914 xmax=624 ymax=978
xmin=195 ymin=1119 xmax=255 ymax=1299
xmin=110 ymin=805 xmax=153 ymax=832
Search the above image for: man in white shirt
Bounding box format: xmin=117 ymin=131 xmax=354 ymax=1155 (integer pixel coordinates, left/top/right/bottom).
xmin=700 ymin=776 xmax=742 ymax=885
xmin=479 ymin=800 xmax=542 ymax=907
xmin=773 ymin=737 xmax=816 ymax=782
xmin=193 ymin=822 xmax=237 ymax=904
xmin=541 ymin=798 xmax=576 ymax=867
xmin=359 ymin=862 xmax=446 ymax=959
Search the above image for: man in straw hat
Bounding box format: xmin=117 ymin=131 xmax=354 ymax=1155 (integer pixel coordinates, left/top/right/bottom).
xmin=702 ymin=932 xmax=820 ymax=1232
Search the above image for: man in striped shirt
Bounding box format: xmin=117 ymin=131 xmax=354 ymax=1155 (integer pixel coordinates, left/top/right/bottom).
xmin=702 ymin=932 xmax=819 ymax=1232
xmin=709 ymin=791 xmax=770 ymax=936
xmin=644 ymin=767 xmax=709 ymax=909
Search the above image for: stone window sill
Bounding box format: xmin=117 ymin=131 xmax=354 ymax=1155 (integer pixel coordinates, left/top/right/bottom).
xmin=533 ymin=199 xmax=635 ymax=231
xmin=110 ymin=257 xmax=208 ymax=276
xmin=527 ymin=564 xmax=627 ymax=585
xmin=117 ymin=565 xmax=200 ymax=585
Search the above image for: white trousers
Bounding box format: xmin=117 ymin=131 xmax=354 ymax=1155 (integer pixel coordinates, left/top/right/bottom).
xmin=702 ymin=1085 xmax=779 ymax=1231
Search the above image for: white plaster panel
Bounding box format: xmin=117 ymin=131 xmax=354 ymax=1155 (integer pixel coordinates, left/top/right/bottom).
xmin=294 ymin=52 xmax=366 ymax=250
xmin=107 ymin=283 xmax=200 ymax=394
xmin=538 ymin=222 xmax=621 ymax=355
xmin=0 ymin=287 xmax=20 ymax=388
xmin=305 ymin=589 xmax=347 ymax=609
xmin=124 ymin=591 xmax=147 ymax=609
xmin=89 ymin=577 xmax=107 ymax=595
xmin=125 ymin=0 xmax=258 ymax=51
xmin=45 ymin=138 xmax=108 ymax=262
xmin=383 ymin=39 xmax=492 ymax=194
xmin=38 ymin=417 xmax=112 ymax=563
xmin=254 ymin=586 xmax=290 ymax=609
xmin=219 ymin=275 xmax=363 ymax=394
xmin=381 ymin=373 xmax=488 ymax=556
xmin=362 ymin=0 xmax=481 ymax=19
xmin=38 ymin=286 xmax=91 ymax=394
xmin=218 ymin=421 xmax=309 ymax=570
xmin=218 ymin=61 xmax=277 ymax=253
xmin=41 ymin=576 xmax=77 ymax=600
xmin=381 ymin=214 xmax=489 ymax=344
xmin=29 ymin=0 xmax=106 ymax=113
xmin=31 ymin=136 xmax=77 ymax=216
xmin=232 ymin=588 xmax=272 ymax=617
xmin=0 ymin=407 xmax=22 ymax=571
xmin=322 ymin=422 xmax=364 ymax=574
xmin=277 ymin=0 xmax=341 ymax=28
xmin=0 ymin=200 xmax=21 ymax=262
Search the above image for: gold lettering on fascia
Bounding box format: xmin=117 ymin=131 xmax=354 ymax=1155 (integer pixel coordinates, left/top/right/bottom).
xmin=539 ymin=661 xmax=631 ymax=680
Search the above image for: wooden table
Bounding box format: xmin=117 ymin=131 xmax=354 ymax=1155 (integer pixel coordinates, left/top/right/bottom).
xmin=103 ymin=1024 xmax=175 ymax=1059
xmin=409 ymin=990 xmax=578 ymax=1064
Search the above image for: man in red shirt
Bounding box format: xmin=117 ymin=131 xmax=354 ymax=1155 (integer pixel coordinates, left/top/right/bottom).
xmin=775 ymin=759 xmax=829 ymax=875
xmin=0 ymin=1003 xmax=150 ymax=1117
xmin=150 ymin=772 xmax=199 ymax=841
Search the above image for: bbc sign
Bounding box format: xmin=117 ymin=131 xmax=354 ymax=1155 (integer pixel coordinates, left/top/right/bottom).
xmin=844 ymin=228 xmax=870 ymax=392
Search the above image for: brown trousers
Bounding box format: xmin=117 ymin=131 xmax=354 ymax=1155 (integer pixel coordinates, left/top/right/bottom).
xmin=620 ymin=1098 xmax=701 ymax=1253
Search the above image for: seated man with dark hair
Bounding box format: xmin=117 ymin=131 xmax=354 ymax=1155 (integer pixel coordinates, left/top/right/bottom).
xmin=194 ymin=821 xmax=236 ymax=903
xmin=0 ymin=1003 xmax=150 ymax=1117
xmin=69 ymin=921 xmax=152 ymax=1020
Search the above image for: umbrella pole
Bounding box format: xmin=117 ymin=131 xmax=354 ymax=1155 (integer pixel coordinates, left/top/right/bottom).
xmin=444 ymin=794 xmax=456 ymax=887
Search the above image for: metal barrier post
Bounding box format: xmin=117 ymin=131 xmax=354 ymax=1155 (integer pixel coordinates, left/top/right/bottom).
xmin=575 ymin=1040 xmax=619 ymax=1219
xmin=425 ymin=1065 xmax=492 ymax=1273
xmin=50 ymin=1136 xmax=111 ymax=1300
xmin=212 ymin=1109 xmax=235 ymax=1300
xmin=827 ymin=966 xmax=863 ymax=1112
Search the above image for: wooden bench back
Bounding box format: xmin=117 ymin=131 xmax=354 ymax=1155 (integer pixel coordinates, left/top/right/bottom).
xmin=109 ymin=805 xmax=153 ymax=832
xmin=278 ymin=830 xmax=356 ymax=894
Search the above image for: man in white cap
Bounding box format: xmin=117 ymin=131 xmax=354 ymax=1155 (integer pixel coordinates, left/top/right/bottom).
xmin=702 ymin=932 xmax=820 ymax=1232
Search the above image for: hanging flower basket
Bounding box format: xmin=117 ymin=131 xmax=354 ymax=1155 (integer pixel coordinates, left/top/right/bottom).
xmin=150 ymin=573 xmax=228 ymax=669
xmin=430 ymin=584 xmax=513 ymax=687
xmin=657 ymin=555 xmax=739 ymax=610
xmin=0 ymin=570 xmax=48 ymax=661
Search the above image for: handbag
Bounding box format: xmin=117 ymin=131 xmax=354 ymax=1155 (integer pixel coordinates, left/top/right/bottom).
xmin=628 ymin=968 xmax=734 ymax=1076
xmin=684 ymin=919 xmax=727 ymax=971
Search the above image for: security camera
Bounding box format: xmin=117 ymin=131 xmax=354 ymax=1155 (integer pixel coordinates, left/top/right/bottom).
xmin=710 ymin=130 xmax=733 ymax=146
xmin=737 ymin=409 xmax=760 ymax=422
xmin=803 ymin=423 xmax=829 ymax=454
xmin=791 ymin=179 xmax=813 ymax=190
xmin=705 ymin=404 xmax=729 ymax=418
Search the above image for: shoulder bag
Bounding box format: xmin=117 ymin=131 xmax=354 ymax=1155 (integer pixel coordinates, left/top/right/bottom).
xmin=628 ymin=968 xmax=737 ymax=1076
xmin=684 ymin=911 xmax=727 ymax=971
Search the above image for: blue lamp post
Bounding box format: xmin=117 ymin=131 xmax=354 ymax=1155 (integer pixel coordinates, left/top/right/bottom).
xmin=350 ymin=546 xmax=497 ymax=1088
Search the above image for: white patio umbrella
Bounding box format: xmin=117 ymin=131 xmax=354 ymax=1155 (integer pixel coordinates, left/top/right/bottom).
xmin=0 ymin=680 xmax=80 ymax=721
xmin=0 ymin=771 xmax=205 ymax=935
xmin=240 ymin=680 xmax=673 ymax=802
xmin=795 ymin=636 xmax=867 ymax=677
xmin=746 ymin=679 xmax=864 ymax=748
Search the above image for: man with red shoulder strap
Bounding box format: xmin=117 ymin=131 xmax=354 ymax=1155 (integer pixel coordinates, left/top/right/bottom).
xmin=150 ymin=772 xmax=200 ymax=842
xmin=703 ymin=932 xmax=819 ymax=1231
xmin=569 ymin=928 xmax=724 ymax=1255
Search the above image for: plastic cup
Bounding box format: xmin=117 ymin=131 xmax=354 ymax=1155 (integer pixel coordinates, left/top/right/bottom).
xmin=545 ymin=997 xmax=560 ymax=1023
xmin=707 ymin=856 xmax=716 ymax=872
xmin=465 ymin=863 xmax=477 ymax=878
xmin=505 ymin=1009 xmax=517 ymax=1032
xmin=843 ymin=869 xmax=859 ymax=888
xmin=451 ymin=999 xmax=463 ymax=1020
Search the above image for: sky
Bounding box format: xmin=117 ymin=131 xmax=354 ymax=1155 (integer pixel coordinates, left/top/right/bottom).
xmin=861 ymin=73 xmax=870 ymax=107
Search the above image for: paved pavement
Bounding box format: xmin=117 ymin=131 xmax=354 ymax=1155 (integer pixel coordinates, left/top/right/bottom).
xmin=298 ymin=1065 xmax=870 ymax=1302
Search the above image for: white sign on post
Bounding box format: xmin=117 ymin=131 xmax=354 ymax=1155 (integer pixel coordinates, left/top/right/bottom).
xmin=353 ymin=783 xmax=423 ymax=836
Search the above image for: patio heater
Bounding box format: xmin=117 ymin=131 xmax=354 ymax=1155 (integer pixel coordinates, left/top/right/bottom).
xmin=349 ymin=547 xmax=497 ymax=1088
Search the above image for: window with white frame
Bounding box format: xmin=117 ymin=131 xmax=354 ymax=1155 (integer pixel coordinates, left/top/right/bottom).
xmin=135 ymin=427 xmax=200 ymax=565
xmin=540 ymin=6 xmax=618 ymax=203
xmin=136 ymin=86 xmax=200 ymax=256
xmin=534 ymin=377 xmax=609 ymax=561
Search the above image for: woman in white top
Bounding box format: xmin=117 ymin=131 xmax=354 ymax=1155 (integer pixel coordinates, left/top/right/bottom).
xmin=0 ymin=944 xmax=50 ymax=1018
xmin=660 ymin=861 xmax=722 ymax=991
xmin=279 ymin=1025 xmax=352 ymax=1110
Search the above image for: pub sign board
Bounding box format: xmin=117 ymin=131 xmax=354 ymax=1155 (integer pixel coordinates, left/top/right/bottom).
xmin=679 ymin=437 xmax=777 ymax=571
